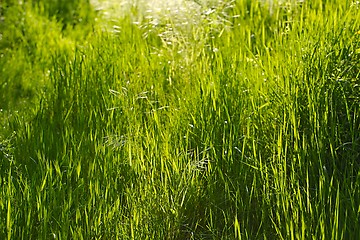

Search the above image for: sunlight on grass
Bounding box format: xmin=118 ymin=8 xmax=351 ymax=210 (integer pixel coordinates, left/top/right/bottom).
xmin=1 ymin=0 xmax=360 ymax=239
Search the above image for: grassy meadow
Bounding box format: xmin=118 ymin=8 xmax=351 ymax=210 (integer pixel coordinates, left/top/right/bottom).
xmin=1 ymin=0 xmax=360 ymax=239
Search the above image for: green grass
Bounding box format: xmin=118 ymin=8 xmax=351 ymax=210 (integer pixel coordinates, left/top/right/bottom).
xmin=1 ymin=0 xmax=360 ymax=239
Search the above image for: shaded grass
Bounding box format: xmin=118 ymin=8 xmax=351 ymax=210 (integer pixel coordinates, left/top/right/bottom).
xmin=1 ymin=0 xmax=360 ymax=239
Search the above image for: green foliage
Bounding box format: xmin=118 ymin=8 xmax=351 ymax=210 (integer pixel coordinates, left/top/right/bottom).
xmin=0 ymin=0 xmax=95 ymax=129
xmin=1 ymin=0 xmax=360 ymax=239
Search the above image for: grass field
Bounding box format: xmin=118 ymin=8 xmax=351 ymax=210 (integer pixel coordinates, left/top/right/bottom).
xmin=1 ymin=0 xmax=360 ymax=239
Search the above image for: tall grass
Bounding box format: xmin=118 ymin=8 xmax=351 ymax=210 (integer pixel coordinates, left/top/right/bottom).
xmin=1 ymin=0 xmax=360 ymax=239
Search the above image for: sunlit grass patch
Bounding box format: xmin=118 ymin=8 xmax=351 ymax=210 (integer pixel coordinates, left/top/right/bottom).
xmin=1 ymin=0 xmax=360 ymax=239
